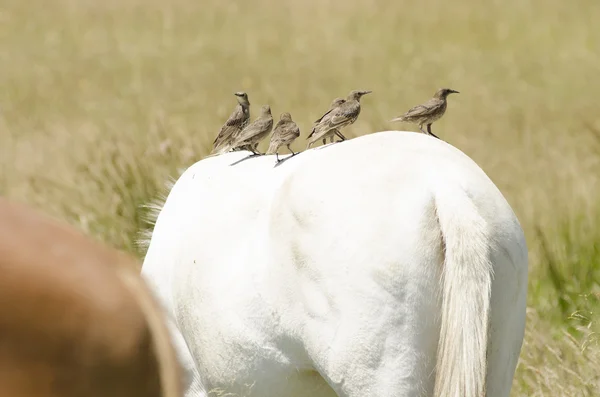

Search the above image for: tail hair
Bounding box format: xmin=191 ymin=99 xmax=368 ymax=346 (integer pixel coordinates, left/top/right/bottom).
xmin=136 ymin=177 xmax=176 ymax=255
xmin=433 ymin=188 xmax=493 ymax=397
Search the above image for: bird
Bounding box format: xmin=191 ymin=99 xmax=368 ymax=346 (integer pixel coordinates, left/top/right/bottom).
xmin=308 ymin=97 xmax=347 ymax=146
xmin=230 ymin=105 xmax=273 ymax=154
xmin=266 ymin=112 xmax=301 ymax=162
xmin=390 ymin=88 xmax=459 ymax=139
xmin=211 ymin=92 xmax=251 ymax=155
xmin=307 ymin=90 xmax=372 ymax=149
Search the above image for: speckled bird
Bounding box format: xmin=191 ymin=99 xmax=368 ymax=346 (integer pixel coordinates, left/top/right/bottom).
xmin=307 ymin=90 xmax=371 ymax=149
xmin=390 ymin=88 xmax=459 ymax=139
xmin=230 ymin=105 xmax=273 ymax=154
xmin=308 ymin=97 xmax=347 ymax=146
xmin=266 ymin=112 xmax=301 ymax=162
xmin=211 ymin=92 xmax=251 ymax=155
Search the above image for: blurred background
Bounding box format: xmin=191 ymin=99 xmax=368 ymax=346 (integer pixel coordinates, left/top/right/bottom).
xmin=1 ymin=0 xmax=599 ymax=394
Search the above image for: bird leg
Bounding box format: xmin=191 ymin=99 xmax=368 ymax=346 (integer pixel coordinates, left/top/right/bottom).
xmin=426 ymin=124 xmax=440 ymax=139
xmin=333 ymin=130 xmax=346 ymax=141
xmin=248 ymin=144 xmax=262 ymax=155
xmin=322 ymin=138 xmax=327 ymax=145
xmin=418 ymin=124 xmax=427 ymax=134
xmin=287 ymin=144 xmax=297 ymax=156
xmin=275 ymin=152 xmax=280 ymax=162
xmin=251 ymin=143 xmax=264 ymax=155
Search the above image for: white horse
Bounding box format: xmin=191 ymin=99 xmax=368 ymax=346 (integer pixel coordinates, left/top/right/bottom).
xmin=140 ymin=131 xmax=528 ymax=397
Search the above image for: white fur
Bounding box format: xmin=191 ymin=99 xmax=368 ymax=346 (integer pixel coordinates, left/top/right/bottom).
xmin=140 ymin=131 xmax=528 ymax=397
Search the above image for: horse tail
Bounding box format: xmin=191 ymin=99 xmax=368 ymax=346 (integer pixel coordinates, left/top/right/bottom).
xmin=433 ymin=187 xmax=493 ymax=397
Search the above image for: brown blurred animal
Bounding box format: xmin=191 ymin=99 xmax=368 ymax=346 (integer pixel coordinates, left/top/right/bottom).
xmin=0 ymin=197 xmax=182 ymax=397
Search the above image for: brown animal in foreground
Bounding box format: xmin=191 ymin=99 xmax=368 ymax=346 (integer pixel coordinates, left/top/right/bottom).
xmin=0 ymin=197 xmax=182 ymax=397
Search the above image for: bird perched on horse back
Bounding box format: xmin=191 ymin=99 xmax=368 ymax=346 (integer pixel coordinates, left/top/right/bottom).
xmin=390 ymin=88 xmax=459 ymax=139
xmin=230 ymin=105 xmax=273 ymax=155
xmin=211 ymin=92 xmax=251 ymax=155
xmin=308 ymin=97 xmax=347 ymax=146
xmin=307 ymin=90 xmax=372 ymax=149
xmin=266 ymin=112 xmax=300 ymax=162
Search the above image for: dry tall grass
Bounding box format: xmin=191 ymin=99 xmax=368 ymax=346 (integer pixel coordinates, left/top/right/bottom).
xmin=1 ymin=0 xmax=599 ymax=394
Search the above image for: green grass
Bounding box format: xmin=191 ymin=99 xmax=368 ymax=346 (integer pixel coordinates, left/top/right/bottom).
xmin=518 ymin=205 xmax=600 ymax=396
xmin=1 ymin=0 xmax=599 ymax=394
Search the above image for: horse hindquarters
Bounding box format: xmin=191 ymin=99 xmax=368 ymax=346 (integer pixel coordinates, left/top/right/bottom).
xmin=274 ymin=179 xmax=525 ymax=397
xmin=271 ymin=186 xmax=446 ymax=396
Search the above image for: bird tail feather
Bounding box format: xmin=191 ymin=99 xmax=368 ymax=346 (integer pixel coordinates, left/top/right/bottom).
xmin=266 ymin=141 xmax=278 ymax=155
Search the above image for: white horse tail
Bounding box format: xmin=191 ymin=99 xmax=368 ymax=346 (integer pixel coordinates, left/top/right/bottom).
xmin=433 ymin=186 xmax=493 ymax=397
xmin=117 ymin=268 xmax=183 ymax=397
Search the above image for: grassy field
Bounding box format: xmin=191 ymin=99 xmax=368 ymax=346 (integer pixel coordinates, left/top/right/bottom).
xmin=1 ymin=0 xmax=599 ymax=394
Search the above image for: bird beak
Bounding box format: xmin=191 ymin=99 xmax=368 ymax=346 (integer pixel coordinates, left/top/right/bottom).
xmin=450 ymin=90 xmax=459 ymax=94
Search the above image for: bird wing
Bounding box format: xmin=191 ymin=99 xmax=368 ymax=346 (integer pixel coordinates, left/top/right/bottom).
xmin=234 ymin=118 xmax=268 ymax=144
xmin=314 ymin=107 xmax=337 ymax=124
xmin=402 ymin=98 xmax=443 ymax=118
xmin=277 ymin=121 xmax=300 ymax=143
xmin=272 ymin=119 xmax=286 ymax=133
xmin=306 ymin=124 xmax=320 ymax=139
xmin=213 ymin=124 xmax=238 ymax=147
xmin=213 ymin=105 xmax=247 ymax=147
xmin=212 ymin=125 xmax=240 ymax=152
xmin=307 ymin=101 xmax=357 ymax=142
xmin=236 ymin=119 xmax=264 ymax=142
xmin=269 ymin=124 xmax=284 ymax=145
xmin=307 ymin=122 xmax=337 ymax=143
xmin=284 ymin=122 xmax=301 ymax=139
xmin=224 ymin=105 xmax=247 ymax=127
xmin=308 ymin=109 xmax=333 ymax=139
xmin=328 ymin=102 xmax=360 ymax=128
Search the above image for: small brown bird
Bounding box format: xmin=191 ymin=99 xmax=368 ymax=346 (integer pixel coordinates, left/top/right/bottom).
xmin=307 ymin=90 xmax=372 ymax=149
xmin=390 ymin=88 xmax=459 ymax=139
xmin=211 ymin=92 xmax=251 ymax=155
xmin=266 ymin=112 xmax=301 ymax=162
xmin=307 ymin=97 xmax=347 ymax=146
xmin=230 ymin=105 xmax=273 ymax=154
